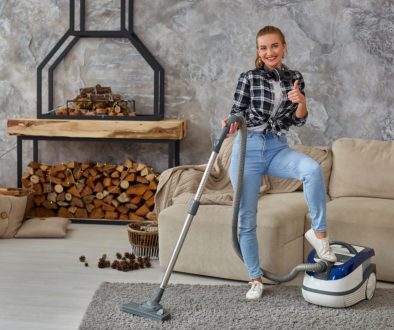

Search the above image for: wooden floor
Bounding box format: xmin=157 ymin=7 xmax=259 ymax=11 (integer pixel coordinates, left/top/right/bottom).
xmin=0 ymin=223 xmax=240 ymax=330
xmin=0 ymin=223 xmax=393 ymax=330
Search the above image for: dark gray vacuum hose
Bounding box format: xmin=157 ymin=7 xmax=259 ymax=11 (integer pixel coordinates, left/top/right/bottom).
xmin=229 ymin=114 xmax=328 ymax=283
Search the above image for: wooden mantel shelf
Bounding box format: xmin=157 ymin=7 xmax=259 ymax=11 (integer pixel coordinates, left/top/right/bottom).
xmin=7 ymin=118 xmax=187 ymax=140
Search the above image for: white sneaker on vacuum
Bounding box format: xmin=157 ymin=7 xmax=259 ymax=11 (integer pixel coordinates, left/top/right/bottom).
xmin=305 ymin=228 xmax=337 ymax=263
xmin=246 ymin=281 xmax=264 ymax=301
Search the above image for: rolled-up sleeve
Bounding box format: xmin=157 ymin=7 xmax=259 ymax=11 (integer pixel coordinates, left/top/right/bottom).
xmin=230 ymin=72 xmax=250 ymax=116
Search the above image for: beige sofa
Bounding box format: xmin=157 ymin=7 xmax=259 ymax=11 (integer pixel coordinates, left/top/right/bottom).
xmin=156 ymin=137 xmax=394 ymax=283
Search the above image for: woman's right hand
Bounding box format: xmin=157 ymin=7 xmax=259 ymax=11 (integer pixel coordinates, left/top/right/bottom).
xmin=221 ymin=117 xmax=239 ymax=135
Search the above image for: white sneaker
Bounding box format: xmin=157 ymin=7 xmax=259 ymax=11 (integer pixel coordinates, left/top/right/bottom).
xmin=305 ymin=229 xmax=337 ymax=263
xmin=246 ymin=281 xmax=264 ymax=301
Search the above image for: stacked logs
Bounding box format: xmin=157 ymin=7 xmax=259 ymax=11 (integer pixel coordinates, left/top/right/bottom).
xmin=21 ymin=159 xmax=158 ymax=221
xmin=55 ymin=84 xmax=135 ymax=117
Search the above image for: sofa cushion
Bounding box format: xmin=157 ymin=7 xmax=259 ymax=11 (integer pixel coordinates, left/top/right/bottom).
xmin=0 ymin=195 xmax=28 ymax=238
xmin=325 ymin=197 xmax=394 ymax=282
xmin=15 ymin=217 xmax=70 ymax=238
xmin=159 ymin=192 xmax=307 ymax=281
xmin=329 ymin=138 xmax=394 ymax=199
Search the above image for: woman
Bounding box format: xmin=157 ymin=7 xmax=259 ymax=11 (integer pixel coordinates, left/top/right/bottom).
xmin=222 ymin=25 xmax=336 ymax=301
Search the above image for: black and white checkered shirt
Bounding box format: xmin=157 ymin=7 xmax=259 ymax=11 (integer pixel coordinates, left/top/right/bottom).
xmin=230 ymin=67 xmax=307 ymax=135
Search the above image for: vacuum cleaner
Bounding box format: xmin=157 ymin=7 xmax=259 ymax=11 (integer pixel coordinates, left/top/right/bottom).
xmin=121 ymin=114 xmax=376 ymax=321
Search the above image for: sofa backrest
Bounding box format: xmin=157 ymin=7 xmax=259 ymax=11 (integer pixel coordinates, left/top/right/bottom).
xmin=329 ymin=138 xmax=394 ymax=199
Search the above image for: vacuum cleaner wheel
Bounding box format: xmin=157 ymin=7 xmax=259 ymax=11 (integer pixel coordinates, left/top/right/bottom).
xmin=365 ymin=272 xmax=376 ymax=300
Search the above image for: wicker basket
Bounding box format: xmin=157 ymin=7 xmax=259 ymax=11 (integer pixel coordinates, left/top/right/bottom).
xmin=127 ymin=221 xmax=159 ymax=259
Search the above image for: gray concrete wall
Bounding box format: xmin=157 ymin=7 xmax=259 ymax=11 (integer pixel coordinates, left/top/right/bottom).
xmin=1 ymin=0 xmax=393 ymax=186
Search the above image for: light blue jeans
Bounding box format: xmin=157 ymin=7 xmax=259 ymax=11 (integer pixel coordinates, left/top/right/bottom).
xmin=229 ymin=131 xmax=327 ymax=280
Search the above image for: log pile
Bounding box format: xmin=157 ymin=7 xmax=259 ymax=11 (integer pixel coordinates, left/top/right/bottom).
xmin=21 ymin=159 xmax=159 ymax=221
xmin=55 ymin=84 xmax=136 ymax=117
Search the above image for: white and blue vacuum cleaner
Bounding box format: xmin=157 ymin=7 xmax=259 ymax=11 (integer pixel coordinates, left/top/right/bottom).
xmin=121 ymin=114 xmax=376 ymax=321
xmin=302 ymin=241 xmax=376 ymax=308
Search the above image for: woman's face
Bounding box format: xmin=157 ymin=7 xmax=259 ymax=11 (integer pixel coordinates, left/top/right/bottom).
xmin=257 ymin=33 xmax=286 ymax=70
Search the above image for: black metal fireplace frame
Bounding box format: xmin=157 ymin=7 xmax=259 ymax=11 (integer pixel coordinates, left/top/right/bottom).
xmin=37 ymin=0 xmax=164 ymax=121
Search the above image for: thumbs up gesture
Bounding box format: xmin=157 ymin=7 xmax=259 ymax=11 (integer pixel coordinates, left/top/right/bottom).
xmin=288 ymin=80 xmax=306 ymax=104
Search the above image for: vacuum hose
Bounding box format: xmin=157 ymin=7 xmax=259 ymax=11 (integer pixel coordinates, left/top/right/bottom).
xmin=228 ymin=114 xmax=328 ymax=282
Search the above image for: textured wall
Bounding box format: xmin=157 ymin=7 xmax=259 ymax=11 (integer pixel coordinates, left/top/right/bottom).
xmin=0 ymin=0 xmax=393 ymax=186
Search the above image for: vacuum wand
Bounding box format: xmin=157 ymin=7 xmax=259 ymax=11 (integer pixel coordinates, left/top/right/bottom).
xmin=121 ymin=114 xmax=245 ymax=321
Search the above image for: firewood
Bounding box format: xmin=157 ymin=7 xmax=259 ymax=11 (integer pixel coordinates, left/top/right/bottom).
xmin=96 ymin=192 xmax=104 ymax=200
xmin=71 ymin=197 xmax=84 ymax=208
xmin=65 ymin=193 xmax=73 ymax=201
xmin=142 ymin=190 xmax=154 ymax=201
xmin=40 ymin=164 xmax=48 ymax=171
xmin=35 ymin=169 xmax=44 ymax=177
xmin=140 ymin=167 xmax=150 ymax=177
xmin=57 ymin=201 xmax=70 ymax=207
xmin=148 ymin=180 xmax=158 ymax=191
xmin=117 ymin=192 xmax=130 ymax=203
xmin=126 ymin=184 xmax=148 ymax=196
xmin=117 ymin=205 xmax=129 ymax=214
xmin=58 ymin=206 xmax=72 ymax=218
xmin=30 ymin=175 xmax=40 ymax=184
xmin=76 ymin=182 xmax=85 ymax=192
xmin=53 ymin=163 xmax=67 ymax=172
xmin=136 ymin=163 xmax=146 ymax=172
xmin=120 ymin=171 xmax=128 ymax=180
xmin=129 ymin=196 xmax=141 ymax=204
xmin=32 ymin=208 xmax=56 ymax=217
xmin=111 ymin=179 xmax=120 ymax=186
xmin=90 ymin=207 xmax=104 ymax=219
xmin=68 ymin=185 xmax=81 ymax=197
xmin=81 ymin=161 xmax=92 ymax=171
xmin=57 ymin=172 xmax=66 ymax=179
xmin=93 ymin=181 xmax=104 ymax=193
xmin=135 ymin=204 xmax=150 ymax=216
xmin=68 ymin=206 xmax=78 ymax=214
xmin=42 ymin=200 xmax=57 ymax=210
xmin=125 ymin=203 xmax=138 ymax=210
xmin=145 ymin=196 xmax=155 ymax=208
xmin=105 ymin=211 xmax=118 ymax=219
xmin=47 ymin=192 xmax=57 ymax=203
xmin=28 ymin=161 xmax=41 ymax=170
xmin=22 ymin=178 xmax=31 ymax=187
xmin=102 ymin=203 xmax=115 ymax=212
xmin=33 ymin=195 xmax=46 ymax=206
xmin=119 ymin=214 xmax=129 ymax=221
xmin=111 ymin=199 xmax=120 ymax=208
xmin=103 ymin=194 xmax=114 ymax=204
xmin=86 ymin=203 xmax=95 ymax=213
xmin=93 ymin=199 xmax=104 ymax=208
xmin=107 ymin=186 xmax=121 ymax=194
xmin=75 ymin=208 xmax=88 ymax=219
xmin=54 ymin=184 xmax=64 ymax=193
xmin=33 ymin=183 xmax=43 ymax=195
xmin=66 ymin=160 xmax=78 ymax=169
xmin=111 ymin=171 xmax=120 ymax=178
xmin=125 ymin=173 xmax=136 ymax=182
xmin=120 ymin=180 xmax=129 ymax=189
xmin=103 ymin=177 xmax=112 ymax=187
xmin=128 ymin=212 xmax=144 ymax=221
xmin=145 ymin=173 xmax=156 ymax=182
xmin=57 ymin=192 xmax=65 ymax=202
xmin=124 ymin=159 xmax=133 ymax=168
xmin=116 ymin=165 xmax=124 ymax=172
xmin=86 ymin=176 xmax=95 ymax=189
xmin=136 ymin=176 xmax=149 ymax=184
xmin=81 ymin=185 xmax=93 ymax=197
xmin=82 ymin=195 xmax=95 ymax=205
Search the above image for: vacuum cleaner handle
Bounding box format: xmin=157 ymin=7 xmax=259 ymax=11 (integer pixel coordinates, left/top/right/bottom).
xmin=213 ymin=114 xmax=245 ymax=153
xmin=330 ymin=241 xmax=358 ymax=255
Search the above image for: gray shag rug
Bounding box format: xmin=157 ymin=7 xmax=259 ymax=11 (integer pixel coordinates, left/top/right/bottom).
xmin=79 ymin=282 xmax=394 ymax=330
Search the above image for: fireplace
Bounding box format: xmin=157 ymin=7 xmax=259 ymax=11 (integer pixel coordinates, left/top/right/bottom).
xmin=37 ymin=0 xmax=164 ymax=121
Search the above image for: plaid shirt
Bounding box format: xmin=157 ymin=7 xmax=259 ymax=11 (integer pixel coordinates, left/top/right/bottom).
xmin=230 ymin=67 xmax=307 ymax=135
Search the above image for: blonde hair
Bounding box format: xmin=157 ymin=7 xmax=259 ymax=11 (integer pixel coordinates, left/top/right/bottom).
xmin=255 ymin=26 xmax=287 ymax=68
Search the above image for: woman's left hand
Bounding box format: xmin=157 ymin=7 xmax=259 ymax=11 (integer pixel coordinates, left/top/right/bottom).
xmin=287 ymin=80 xmax=306 ymax=104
